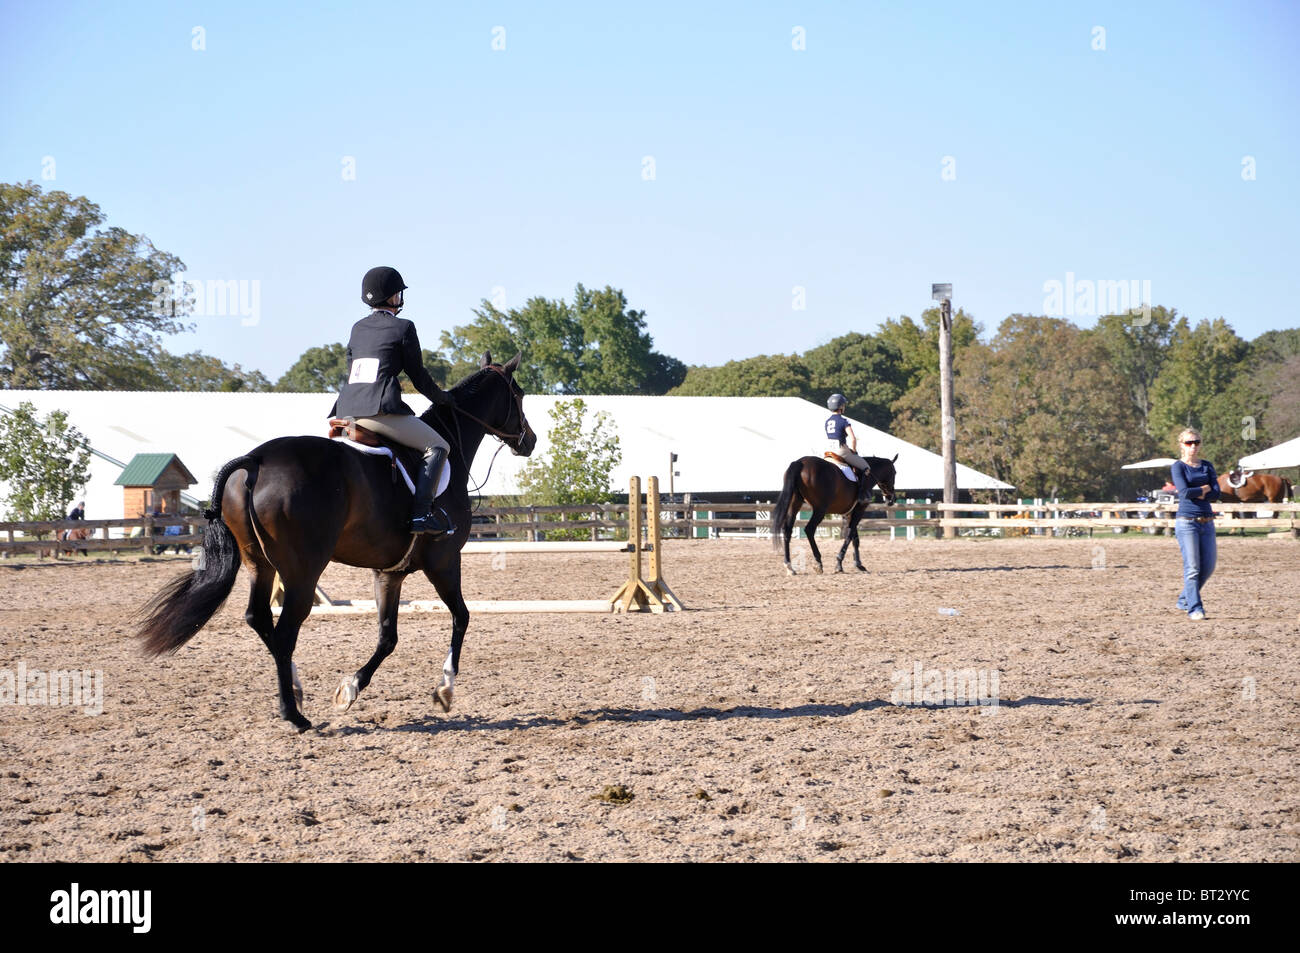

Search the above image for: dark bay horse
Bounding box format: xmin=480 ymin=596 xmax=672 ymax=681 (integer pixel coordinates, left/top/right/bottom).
xmin=1218 ymin=469 xmax=1293 ymax=503
xmin=771 ymin=454 xmax=898 ymax=575
xmin=136 ymin=352 xmax=536 ymax=731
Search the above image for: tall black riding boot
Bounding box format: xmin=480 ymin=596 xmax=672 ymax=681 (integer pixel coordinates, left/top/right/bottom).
xmin=856 ymin=469 xmax=871 ymax=504
xmin=410 ymin=447 xmax=455 ymax=537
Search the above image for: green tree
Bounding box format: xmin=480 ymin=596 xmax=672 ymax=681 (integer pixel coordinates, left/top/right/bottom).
xmin=157 ymin=350 xmax=271 ymax=391
xmin=802 ymin=332 xmax=906 ymax=430
xmin=668 ymin=354 xmax=811 ymax=397
xmin=400 ymin=349 xmax=451 ymax=394
xmin=276 ymin=343 xmax=350 ymax=392
xmin=571 ymin=284 xmax=686 ymax=394
xmin=439 ymin=304 xmax=538 ymax=390
xmin=1248 ymin=329 xmax=1300 ymax=452
xmin=0 ymin=402 xmax=93 ymax=522
xmin=438 ymin=284 xmax=683 ymax=394
xmin=515 ymin=398 xmax=622 ymax=539
xmin=1087 ymin=305 xmax=1178 ymax=438
xmin=877 ymin=307 xmax=980 ymax=391
xmin=1148 ymin=316 xmax=1252 ymax=465
xmin=0 ymin=181 xmax=190 ymax=388
xmin=895 ymin=315 xmax=1147 ymax=499
xmin=1258 ymin=353 xmax=1300 ymax=443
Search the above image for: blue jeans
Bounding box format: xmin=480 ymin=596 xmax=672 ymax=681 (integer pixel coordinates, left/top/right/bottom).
xmin=1174 ymin=519 xmax=1217 ymax=614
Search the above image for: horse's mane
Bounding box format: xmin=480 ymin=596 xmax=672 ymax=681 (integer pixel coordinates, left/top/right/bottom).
xmin=448 ymin=364 xmax=496 ymax=395
xmin=420 ymin=364 xmax=509 ymax=437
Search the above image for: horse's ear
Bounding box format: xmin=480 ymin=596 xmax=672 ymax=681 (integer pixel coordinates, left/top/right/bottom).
xmin=480 ymin=351 xmax=492 ymax=368
xmin=892 ymin=454 xmax=899 ymax=464
xmin=503 ymin=352 xmax=522 ymax=374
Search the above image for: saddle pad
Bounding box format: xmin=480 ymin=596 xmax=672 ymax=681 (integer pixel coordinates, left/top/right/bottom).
xmin=821 ymin=451 xmax=856 ymax=482
xmin=332 ymin=438 xmax=451 ymax=497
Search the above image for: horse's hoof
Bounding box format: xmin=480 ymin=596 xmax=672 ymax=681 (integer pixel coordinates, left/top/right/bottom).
xmin=435 ymin=685 xmax=454 ymax=713
xmin=279 ymin=708 xmax=313 ymax=732
xmin=813 ymin=563 xmax=823 ymax=575
xmin=834 ymin=564 xmax=844 ymax=574
xmin=855 ymin=564 xmax=867 ymax=573
xmin=333 ymin=675 xmax=360 ymax=712
xmin=785 ymin=564 xmax=795 ymax=576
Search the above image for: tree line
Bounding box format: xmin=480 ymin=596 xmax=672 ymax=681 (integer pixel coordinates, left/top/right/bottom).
xmin=4 ymin=182 xmax=1298 ymax=500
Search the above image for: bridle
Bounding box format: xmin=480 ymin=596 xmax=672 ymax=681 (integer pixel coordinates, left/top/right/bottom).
xmin=450 ymin=364 xmax=529 ymax=449
xmin=441 ymin=363 xmax=532 ymax=503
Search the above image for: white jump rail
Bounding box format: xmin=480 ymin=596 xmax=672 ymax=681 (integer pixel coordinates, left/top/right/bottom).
xmin=271 ymin=476 xmax=683 ymax=617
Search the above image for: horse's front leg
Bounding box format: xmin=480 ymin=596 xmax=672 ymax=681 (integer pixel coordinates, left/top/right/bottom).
xmin=835 ymin=530 xmax=851 ymax=573
xmin=425 ymin=558 xmax=469 ymax=713
xmin=333 ymin=570 xmax=404 ymax=712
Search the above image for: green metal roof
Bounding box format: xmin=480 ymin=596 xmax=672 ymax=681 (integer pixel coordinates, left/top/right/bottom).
xmin=113 ymin=453 xmax=196 ymax=487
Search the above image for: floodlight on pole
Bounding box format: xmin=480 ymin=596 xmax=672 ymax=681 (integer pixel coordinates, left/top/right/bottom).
xmin=932 ymin=284 xmax=957 ymax=537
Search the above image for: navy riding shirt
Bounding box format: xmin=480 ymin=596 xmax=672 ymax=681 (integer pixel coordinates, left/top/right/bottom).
xmin=1170 ymin=460 xmax=1220 ymax=519
xmin=825 ymin=415 xmax=850 ymax=444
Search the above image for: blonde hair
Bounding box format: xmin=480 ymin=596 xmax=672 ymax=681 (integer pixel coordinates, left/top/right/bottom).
xmin=1177 ymin=428 xmax=1201 ymax=450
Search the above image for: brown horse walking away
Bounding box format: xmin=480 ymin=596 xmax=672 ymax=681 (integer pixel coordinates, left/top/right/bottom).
xmin=1217 ymin=469 xmax=1293 ymax=503
xmin=771 ymin=454 xmax=898 ymax=575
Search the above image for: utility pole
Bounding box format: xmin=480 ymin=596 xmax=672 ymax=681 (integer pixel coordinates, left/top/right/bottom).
xmin=932 ymin=284 xmax=957 ymax=539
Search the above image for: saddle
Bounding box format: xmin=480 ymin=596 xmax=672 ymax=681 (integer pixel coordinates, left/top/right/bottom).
xmin=823 ymin=451 xmax=860 ymax=483
xmin=327 ymin=418 xmax=422 ymax=493
xmin=1226 ymin=469 xmax=1253 ymax=489
xmin=329 ymin=417 xmax=382 ymax=447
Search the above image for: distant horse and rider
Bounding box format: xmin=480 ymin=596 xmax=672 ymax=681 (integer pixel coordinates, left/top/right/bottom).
xmin=772 ymin=393 xmax=899 ymax=575
xmin=771 ymin=451 xmax=898 ymax=575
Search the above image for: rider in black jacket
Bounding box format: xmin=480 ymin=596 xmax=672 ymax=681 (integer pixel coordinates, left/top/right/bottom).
xmin=330 ymin=266 xmax=455 ymax=537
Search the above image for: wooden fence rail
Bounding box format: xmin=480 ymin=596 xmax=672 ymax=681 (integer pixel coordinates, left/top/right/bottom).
xmin=3 ymin=498 xmax=1297 ymax=557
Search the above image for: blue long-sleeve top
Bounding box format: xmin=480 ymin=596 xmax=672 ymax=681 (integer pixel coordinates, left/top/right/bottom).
xmin=1170 ymin=460 xmax=1220 ymax=518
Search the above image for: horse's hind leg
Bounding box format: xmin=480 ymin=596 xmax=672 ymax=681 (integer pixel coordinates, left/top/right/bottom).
xmin=267 ymin=582 xmax=315 ymax=732
xmin=805 ymin=511 xmax=826 ymax=574
xmin=334 ymin=570 xmax=404 ymax=712
xmin=835 ymin=512 xmax=856 ymax=573
xmin=244 ymin=557 xmax=303 ymax=709
xmin=783 ymin=492 xmax=802 ymax=575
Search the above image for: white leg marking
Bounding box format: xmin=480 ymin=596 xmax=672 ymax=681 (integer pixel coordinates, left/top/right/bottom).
xmin=435 ymin=650 xmax=455 ymax=712
xmin=333 ymin=674 xmax=360 ymax=711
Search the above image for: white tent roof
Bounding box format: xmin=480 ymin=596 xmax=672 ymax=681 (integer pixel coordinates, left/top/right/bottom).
xmin=1122 ymin=457 xmax=1178 ymax=470
xmin=0 ymin=392 xmax=1011 ymax=518
xmin=1238 ymin=435 xmax=1300 ymax=470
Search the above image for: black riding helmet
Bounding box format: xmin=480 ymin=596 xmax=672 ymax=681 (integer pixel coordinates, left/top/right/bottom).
xmin=362 ymin=266 xmax=408 ymax=307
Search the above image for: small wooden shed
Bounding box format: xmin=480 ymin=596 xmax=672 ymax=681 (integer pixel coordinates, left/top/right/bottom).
xmin=114 ymin=453 xmax=197 ymax=517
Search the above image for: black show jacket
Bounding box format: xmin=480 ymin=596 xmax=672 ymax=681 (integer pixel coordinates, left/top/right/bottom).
xmin=330 ymin=309 xmax=446 ymax=418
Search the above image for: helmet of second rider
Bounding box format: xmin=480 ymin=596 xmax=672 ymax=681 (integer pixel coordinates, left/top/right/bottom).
xmin=827 ymin=393 xmax=847 ymax=412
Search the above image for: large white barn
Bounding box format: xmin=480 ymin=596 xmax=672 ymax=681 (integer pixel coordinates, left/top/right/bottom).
xmin=0 ymin=391 xmax=1012 ymax=519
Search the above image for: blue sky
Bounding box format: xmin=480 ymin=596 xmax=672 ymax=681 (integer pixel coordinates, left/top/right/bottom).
xmin=3 ymin=0 xmax=1297 ymax=380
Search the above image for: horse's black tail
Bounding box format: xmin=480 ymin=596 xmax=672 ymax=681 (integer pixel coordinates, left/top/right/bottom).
xmin=770 ymin=459 xmax=804 ymax=550
xmin=137 ymin=456 xmax=258 ymax=657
